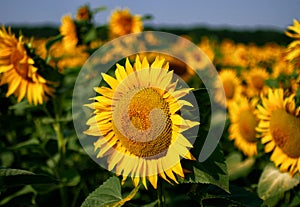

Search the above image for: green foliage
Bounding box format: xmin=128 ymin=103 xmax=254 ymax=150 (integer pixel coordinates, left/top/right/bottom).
xmin=81 ymin=176 xmax=139 ymax=207
xmin=257 ymin=164 xmax=300 ymax=206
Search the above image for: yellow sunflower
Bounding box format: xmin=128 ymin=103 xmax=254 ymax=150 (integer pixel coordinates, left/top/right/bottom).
xmin=59 ymin=14 xmax=78 ymax=50
xmin=285 ymin=19 xmax=300 ymax=67
xmin=243 ymin=67 xmax=269 ymax=98
xmin=215 ymin=69 xmax=242 ymax=108
xmin=84 ymin=55 xmax=199 ymax=189
xmin=76 ymin=5 xmax=91 ymax=21
xmin=0 ymin=26 xmax=53 ymax=105
xmin=256 ymin=88 xmax=300 ymax=175
xmin=228 ymin=96 xmax=259 ymax=157
xmin=109 ymin=8 xmax=143 ymax=38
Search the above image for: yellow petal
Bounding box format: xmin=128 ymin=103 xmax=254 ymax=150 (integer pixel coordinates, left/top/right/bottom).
xmin=141 ymin=56 xmax=150 ymax=69
xmin=94 ymin=86 xmax=114 ymax=98
xmin=101 ymin=73 xmax=119 ymax=90
xmin=134 ymin=55 xmax=142 ymax=70
xmin=125 ymin=58 xmax=134 ymax=75
xmin=115 ymin=64 xmax=127 ymax=82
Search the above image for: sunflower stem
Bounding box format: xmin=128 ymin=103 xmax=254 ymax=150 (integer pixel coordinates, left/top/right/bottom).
xmin=157 ymin=178 xmax=166 ymax=207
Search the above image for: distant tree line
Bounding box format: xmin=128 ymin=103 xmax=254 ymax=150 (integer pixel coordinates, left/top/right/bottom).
xmin=10 ymin=25 xmax=291 ymax=46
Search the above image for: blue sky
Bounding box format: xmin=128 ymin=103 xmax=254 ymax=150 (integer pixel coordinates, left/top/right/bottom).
xmin=0 ymin=0 xmax=299 ymax=30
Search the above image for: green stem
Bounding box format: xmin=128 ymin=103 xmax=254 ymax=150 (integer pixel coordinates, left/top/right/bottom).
xmin=52 ymin=97 xmax=68 ymax=207
xmin=53 ymin=121 xmax=65 ymax=155
xmin=157 ymin=178 xmax=166 ymax=207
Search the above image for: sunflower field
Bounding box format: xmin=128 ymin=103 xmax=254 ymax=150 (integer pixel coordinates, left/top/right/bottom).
xmin=1 ymin=4 xmax=300 ymax=207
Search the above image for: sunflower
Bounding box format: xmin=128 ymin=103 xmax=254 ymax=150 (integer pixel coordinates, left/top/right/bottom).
xmin=109 ymin=8 xmax=143 ymax=38
xmin=285 ymin=19 xmax=300 ymax=67
xmin=256 ymin=88 xmax=300 ymax=175
xmin=214 ymin=69 xmax=242 ymax=108
xmin=59 ymin=15 xmax=78 ymax=50
xmin=76 ymin=5 xmax=91 ymax=21
xmin=243 ymin=67 xmax=269 ymax=98
xmin=0 ymin=26 xmax=53 ymax=105
xmin=84 ymin=55 xmax=199 ymax=189
xmin=228 ymin=96 xmax=258 ymax=157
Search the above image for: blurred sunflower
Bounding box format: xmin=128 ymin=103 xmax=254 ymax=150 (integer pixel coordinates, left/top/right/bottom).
xmin=215 ymin=69 xmax=242 ymax=108
xmin=109 ymin=8 xmax=143 ymax=38
xmin=256 ymin=89 xmax=300 ymax=175
xmin=228 ymin=96 xmax=258 ymax=157
xmin=243 ymin=67 xmax=269 ymax=97
xmin=0 ymin=26 xmax=53 ymax=105
xmin=60 ymin=14 xmax=78 ymax=50
xmin=76 ymin=5 xmax=91 ymax=21
xmin=85 ymin=55 xmax=199 ymax=189
xmin=285 ymin=19 xmax=300 ymax=67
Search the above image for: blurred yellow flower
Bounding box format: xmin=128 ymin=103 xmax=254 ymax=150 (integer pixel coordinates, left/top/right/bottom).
xmin=256 ymin=89 xmax=300 ymax=176
xmin=84 ymin=55 xmax=198 ymax=189
xmin=76 ymin=5 xmax=91 ymax=21
xmin=228 ymin=96 xmax=258 ymax=157
xmin=109 ymin=8 xmax=143 ymax=38
xmin=0 ymin=26 xmax=53 ymax=105
xmin=215 ymin=69 xmax=242 ymax=108
xmin=198 ymin=37 xmax=215 ymax=62
xmin=243 ymin=67 xmax=269 ymax=97
xmin=285 ymin=19 xmax=300 ymax=67
xmin=60 ymin=15 xmax=78 ymax=50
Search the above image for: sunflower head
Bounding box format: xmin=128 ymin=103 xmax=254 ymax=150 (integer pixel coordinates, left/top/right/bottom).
xmin=257 ymin=88 xmax=300 ymax=176
xmin=285 ymin=19 xmax=300 ymax=67
xmin=109 ymin=8 xmax=143 ymax=38
xmin=243 ymin=67 xmax=269 ymax=98
xmin=214 ymin=69 xmax=242 ymax=108
xmin=84 ymin=55 xmax=199 ymax=189
xmin=0 ymin=26 xmax=53 ymax=105
xmin=60 ymin=15 xmax=78 ymax=50
xmin=228 ymin=96 xmax=259 ymax=157
xmin=76 ymin=5 xmax=91 ymax=21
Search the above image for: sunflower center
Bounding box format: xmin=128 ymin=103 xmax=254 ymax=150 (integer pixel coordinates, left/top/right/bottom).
xmin=11 ymin=48 xmax=29 ymax=79
xmin=238 ymin=110 xmax=258 ymax=143
xmin=251 ymin=75 xmax=264 ymax=90
xmin=223 ymin=80 xmax=235 ymax=99
xmin=119 ymin=16 xmax=133 ymax=34
xmin=270 ymin=109 xmax=300 ymax=158
xmin=112 ymin=87 xmax=172 ymax=158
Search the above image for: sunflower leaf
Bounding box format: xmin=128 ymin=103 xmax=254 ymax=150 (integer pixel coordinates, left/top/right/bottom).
xmin=190 ymin=184 xmax=262 ymax=207
xmin=0 ymin=168 xmax=58 ymax=190
xmin=81 ymin=176 xmax=139 ymax=207
xmin=257 ymin=164 xmax=300 ymax=206
xmin=180 ymin=144 xmax=229 ymax=193
xmin=45 ymin=34 xmax=63 ymax=51
xmin=225 ymin=152 xmax=255 ymax=181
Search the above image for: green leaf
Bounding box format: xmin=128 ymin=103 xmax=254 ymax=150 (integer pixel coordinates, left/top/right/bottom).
xmin=92 ymin=6 xmax=107 ymax=14
xmin=257 ymin=164 xmax=300 ymax=206
xmin=45 ymin=34 xmax=63 ymax=51
xmin=142 ymin=14 xmax=153 ymax=21
xmin=225 ymin=152 xmax=255 ymax=181
xmin=0 ymin=168 xmax=58 ymax=189
xmin=192 ymin=184 xmax=262 ymax=207
xmin=265 ymin=78 xmax=279 ymax=88
xmin=0 ymin=185 xmax=37 ymax=206
xmin=61 ymin=168 xmax=81 ymax=186
xmin=33 ymin=55 xmax=63 ymax=82
xmin=81 ymin=176 xmax=139 ymax=207
xmin=0 ymin=168 xmax=34 ymax=176
xmin=141 ymin=200 xmax=158 ymax=207
xmin=83 ymin=27 xmax=97 ymax=44
xmin=181 ymin=144 xmax=229 ymax=193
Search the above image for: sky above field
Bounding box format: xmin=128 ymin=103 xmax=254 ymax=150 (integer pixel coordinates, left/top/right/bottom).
xmin=0 ymin=0 xmax=300 ymax=31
